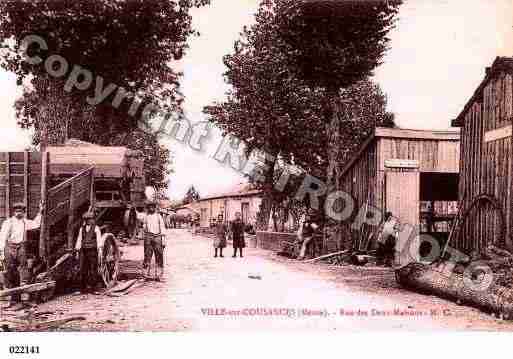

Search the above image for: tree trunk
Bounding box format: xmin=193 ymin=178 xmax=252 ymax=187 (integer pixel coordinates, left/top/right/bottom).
xmin=326 ymin=87 xmax=343 ymax=246
xmin=396 ymin=263 xmax=513 ymax=319
xmin=326 ymin=89 xmax=341 ymax=194
xmin=256 ymin=156 xmax=278 ymax=231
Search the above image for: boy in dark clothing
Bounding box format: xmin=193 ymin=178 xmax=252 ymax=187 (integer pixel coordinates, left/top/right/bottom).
xmin=231 ymin=212 xmax=245 ymax=258
xmin=75 ymin=212 xmax=102 ymax=293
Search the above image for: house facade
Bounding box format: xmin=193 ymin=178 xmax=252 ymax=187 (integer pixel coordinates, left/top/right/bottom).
xmin=187 ymin=184 xmax=262 ymax=228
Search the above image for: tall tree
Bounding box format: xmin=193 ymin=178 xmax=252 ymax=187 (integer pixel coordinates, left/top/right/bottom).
xmin=204 ymin=1 xmax=327 ymax=229
xmin=0 ymin=0 xmax=210 ymax=188
xmin=183 ymin=186 xmax=201 ymax=204
xmin=275 ymin=0 xmax=401 ymax=199
xmin=205 ymin=0 xmax=395 ymax=230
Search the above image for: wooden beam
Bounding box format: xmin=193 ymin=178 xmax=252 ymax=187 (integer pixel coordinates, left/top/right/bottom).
xmin=48 ymin=166 xmax=94 ymax=196
xmin=5 ymin=152 xmax=10 ymax=217
xmin=90 ymin=168 xmax=95 ymax=210
xmin=304 ymin=250 xmax=349 ymax=263
xmin=484 ymin=124 xmax=512 ymax=143
xmin=375 ymin=127 xmax=460 ymax=141
xmin=0 ymin=281 xmax=56 ymax=298
xmin=23 ymin=151 xmax=29 ymax=215
xmin=67 ymin=180 xmax=76 ymax=250
xmin=39 ymin=152 xmax=49 ymax=262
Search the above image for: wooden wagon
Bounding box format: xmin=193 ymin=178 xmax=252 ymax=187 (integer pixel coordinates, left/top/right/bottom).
xmin=0 ymin=142 xmax=146 ymax=300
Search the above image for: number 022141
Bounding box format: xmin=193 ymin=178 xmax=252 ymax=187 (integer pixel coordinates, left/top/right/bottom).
xmin=9 ymin=346 xmax=40 ymax=354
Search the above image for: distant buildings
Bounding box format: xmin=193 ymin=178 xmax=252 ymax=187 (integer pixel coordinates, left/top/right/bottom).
xmin=186 ymin=183 xmax=262 ymax=228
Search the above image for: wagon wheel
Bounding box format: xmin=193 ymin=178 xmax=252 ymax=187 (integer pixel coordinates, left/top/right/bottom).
xmin=445 ymin=194 xmax=506 ymax=256
xmin=99 ymin=234 xmax=120 ymax=288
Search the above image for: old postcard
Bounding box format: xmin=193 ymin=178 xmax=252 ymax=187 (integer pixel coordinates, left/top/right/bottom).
xmin=0 ymin=0 xmax=513 ymax=356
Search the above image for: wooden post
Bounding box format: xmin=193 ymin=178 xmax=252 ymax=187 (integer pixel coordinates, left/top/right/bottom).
xmin=67 ymin=180 xmax=76 ymax=250
xmin=39 ymin=151 xmax=49 ymax=263
xmin=24 ymin=151 xmax=29 ymax=215
xmin=5 ymin=152 xmax=10 ymax=217
xmin=89 ymin=168 xmax=95 ymax=210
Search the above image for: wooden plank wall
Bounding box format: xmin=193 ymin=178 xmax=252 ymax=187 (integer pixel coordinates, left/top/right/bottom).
xmin=339 ymin=140 xmax=379 ymax=250
xmin=0 ymin=152 xmax=43 ymax=227
xmin=377 ymin=137 xmax=460 ymax=173
xmin=337 ymin=134 xmax=460 ymax=252
xmin=457 ymin=71 xmax=513 ymax=253
xmin=46 ymin=167 xmax=94 ymax=227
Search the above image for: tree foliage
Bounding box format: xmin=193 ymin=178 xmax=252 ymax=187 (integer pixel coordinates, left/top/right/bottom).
xmin=204 ymin=0 xmax=395 ymax=229
xmin=275 ymin=0 xmax=402 ymax=90
xmin=0 ymin=0 xmax=210 ymax=188
xmin=183 ymin=185 xmax=200 ymax=204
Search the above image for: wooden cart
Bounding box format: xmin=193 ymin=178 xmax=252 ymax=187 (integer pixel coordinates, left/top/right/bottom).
xmin=0 ymin=144 xmax=146 ymax=300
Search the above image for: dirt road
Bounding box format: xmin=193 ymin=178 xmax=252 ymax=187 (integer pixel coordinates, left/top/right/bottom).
xmin=18 ymin=229 xmax=513 ymax=331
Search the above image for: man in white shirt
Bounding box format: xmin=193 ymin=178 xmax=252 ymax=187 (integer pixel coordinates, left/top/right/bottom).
xmin=0 ymin=202 xmax=42 ymax=307
xmin=136 ymin=201 xmax=167 ymax=281
xmin=376 ymin=211 xmax=399 ymax=266
xmin=75 ymin=211 xmax=102 ymax=293
xmin=297 ymin=212 xmax=320 ymax=260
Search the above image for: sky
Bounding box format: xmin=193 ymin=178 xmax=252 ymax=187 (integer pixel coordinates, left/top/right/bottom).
xmin=0 ymin=0 xmax=512 ymax=200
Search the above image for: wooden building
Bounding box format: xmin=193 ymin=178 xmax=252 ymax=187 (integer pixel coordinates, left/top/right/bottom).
xmin=452 ymin=57 xmax=513 ymax=253
xmin=187 ymin=184 xmax=262 ymax=228
xmin=338 ymin=127 xmax=460 ymax=252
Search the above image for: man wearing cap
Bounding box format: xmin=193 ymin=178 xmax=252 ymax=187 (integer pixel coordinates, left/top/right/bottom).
xmin=297 ymin=212 xmax=320 ymax=260
xmin=75 ymin=212 xmax=102 ymax=294
xmin=0 ymin=202 xmax=42 ymax=307
xmin=136 ymin=201 xmax=167 ymax=281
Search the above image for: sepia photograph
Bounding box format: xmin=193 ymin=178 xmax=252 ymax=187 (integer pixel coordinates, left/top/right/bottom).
xmin=0 ymin=0 xmax=512 ymax=356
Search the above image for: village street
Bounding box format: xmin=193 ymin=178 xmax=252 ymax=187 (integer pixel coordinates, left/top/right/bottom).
xmin=7 ymin=229 xmax=508 ymax=332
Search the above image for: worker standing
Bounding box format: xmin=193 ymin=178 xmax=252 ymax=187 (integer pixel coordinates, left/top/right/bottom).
xmin=75 ymin=212 xmax=102 ymax=294
xmin=0 ymin=202 xmax=42 ymax=308
xmin=137 ymin=201 xmax=167 ymax=281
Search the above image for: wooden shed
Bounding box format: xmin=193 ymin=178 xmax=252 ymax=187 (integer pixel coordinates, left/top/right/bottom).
xmin=338 ymin=127 xmax=460 ymax=252
xmin=452 ymin=57 xmax=513 ymax=253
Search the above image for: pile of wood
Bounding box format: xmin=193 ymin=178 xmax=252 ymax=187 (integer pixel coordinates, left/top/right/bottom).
xmin=396 ymin=245 xmax=513 ymax=319
xmin=0 ymin=309 xmax=85 ymax=332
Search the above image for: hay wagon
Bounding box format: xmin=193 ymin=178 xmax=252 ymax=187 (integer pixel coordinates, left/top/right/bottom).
xmin=0 ymin=142 xmax=147 ymax=300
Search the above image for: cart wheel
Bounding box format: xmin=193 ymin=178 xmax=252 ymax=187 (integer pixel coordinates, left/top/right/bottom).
xmin=99 ymin=234 xmax=120 ymax=288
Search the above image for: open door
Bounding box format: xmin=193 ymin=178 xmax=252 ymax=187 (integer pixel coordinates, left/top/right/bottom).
xmin=385 ymin=170 xmax=420 ymax=228
xmin=386 ymin=170 xmax=421 ymax=266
